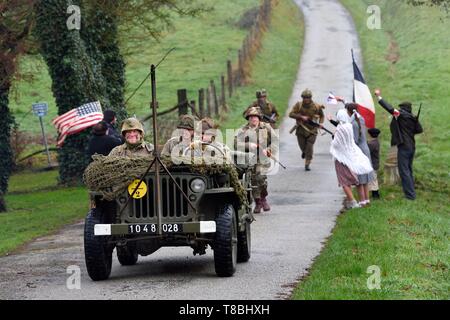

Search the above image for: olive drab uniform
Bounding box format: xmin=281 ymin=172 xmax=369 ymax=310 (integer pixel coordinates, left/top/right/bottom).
xmin=109 ymin=117 xmax=154 ymax=157
xmin=234 ymin=107 xmax=279 ymax=213
xmin=243 ymin=90 xmax=279 ymax=128
xmin=289 ymin=89 xmax=324 ymax=170
xmin=244 ymin=100 xmax=279 ymax=126
xmin=161 ymin=136 xmax=191 ymax=158
xmin=109 ymin=142 xmax=154 ymax=157
xmin=161 ymin=114 xmax=196 ymax=159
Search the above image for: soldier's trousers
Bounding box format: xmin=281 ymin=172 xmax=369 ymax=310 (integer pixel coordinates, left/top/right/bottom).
xmin=296 ymin=133 xmax=317 ymax=161
xmin=397 ymin=146 xmax=416 ymax=200
xmin=252 ymin=164 xmax=268 ymax=199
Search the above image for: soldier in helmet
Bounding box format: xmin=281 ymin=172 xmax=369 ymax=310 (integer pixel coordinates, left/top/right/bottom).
xmin=235 ymin=107 xmax=279 ymax=213
xmin=188 ymin=117 xmax=232 ymax=164
xmin=109 ymin=118 xmax=154 ymax=157
xmin=243 ymin=89 xmax=279 ymax=128
xmin=289 ymin=88 xmax=325 ymax=171
xmin=161 ymin=114 xmax=196 ymax=159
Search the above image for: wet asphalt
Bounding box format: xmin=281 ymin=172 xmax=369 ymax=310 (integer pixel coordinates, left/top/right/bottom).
xmin=0 ymin=0 xmax=362 ymax=300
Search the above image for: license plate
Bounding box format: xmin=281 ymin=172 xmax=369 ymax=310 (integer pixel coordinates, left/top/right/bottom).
xmin=128 ymin=223 xmax=182 ymax=234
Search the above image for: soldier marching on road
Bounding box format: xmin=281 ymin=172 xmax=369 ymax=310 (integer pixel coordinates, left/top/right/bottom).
xmin=243 ymin=89 xmax=280 ymax=128
xmin=289 ymin=89 xmax=325 ymax=171
xmin=235 ymin=107 xmax=279 ymax=214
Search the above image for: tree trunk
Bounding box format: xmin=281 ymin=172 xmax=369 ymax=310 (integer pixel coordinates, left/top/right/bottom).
xmin=34 ymin=0 xmax=126 ymax=185
xmin=0 ymin=85 xmax=14 ymax=212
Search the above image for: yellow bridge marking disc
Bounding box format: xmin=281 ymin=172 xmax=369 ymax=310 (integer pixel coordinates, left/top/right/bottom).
xmin=128 ymin=180 xmax=148 ymax=199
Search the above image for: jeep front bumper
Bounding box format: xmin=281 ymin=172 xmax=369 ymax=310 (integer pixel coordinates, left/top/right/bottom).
xmin=94 ymin=221 xmax=216 ymax=236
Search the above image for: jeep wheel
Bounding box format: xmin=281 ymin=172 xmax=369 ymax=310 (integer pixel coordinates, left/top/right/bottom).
xmin=213 ymin=204 xmax=237 ymax=277
xmin=117 ymin=242 xmax=138 ymax=266
xmin=84 ymin=209 xmax=113 ymax=281
xmin=237 ymin=221 xmax=251 ymax=263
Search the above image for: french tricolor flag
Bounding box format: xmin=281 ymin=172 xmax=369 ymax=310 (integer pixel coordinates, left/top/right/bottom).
xmin=352 ymin=50 xmax=375 ymax=128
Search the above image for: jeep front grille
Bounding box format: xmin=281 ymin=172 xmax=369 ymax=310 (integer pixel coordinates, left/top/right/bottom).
xmin=128 ymin=175 xmax=191 ymax=221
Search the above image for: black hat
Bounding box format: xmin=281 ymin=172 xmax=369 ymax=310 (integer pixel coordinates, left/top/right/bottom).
xmin=398 ymin=101 xmax=412 ymax=112
xmin=368 ymin=128 xmax=381 ymax=137
xmin=103 ymin=109 xmax=116 ymax=123
xmin=92 ymin=121 xmax=108 ymax=136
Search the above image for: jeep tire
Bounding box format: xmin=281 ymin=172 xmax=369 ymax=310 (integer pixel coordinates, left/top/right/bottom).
xmin=84 ymin=209 xmax=113 ymax=281
xmin=237 ymin=220 xmax=251 ymax=262
xmin=213 ymin=204 xmax=237 ymax=277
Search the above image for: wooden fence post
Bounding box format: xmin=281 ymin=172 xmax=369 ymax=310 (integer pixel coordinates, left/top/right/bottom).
xmin=177 ymin=89 xmax=188 ymax=116
xmin=227 ymin=60 xmax=233 ymax=98
xmin=190 ymin=100 xmax=196 ymax=117
xmin=206 ymin=87 xmax=211 ymax=117
xmin=198 ymin=89 xmax=205 ymax=118
xmin=220 ymin=75 xmax=226 ymax=109
xmin=210 ymin=80 xmax=219 ymax=116
xmin=238 ymin=49 xmax=244 ymax=86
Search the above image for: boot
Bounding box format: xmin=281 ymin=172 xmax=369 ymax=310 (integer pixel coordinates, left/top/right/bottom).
xmin=372 ymin=190 xmax=380 ymax=199
xmin=261 ymin=197 xmax=270 ymax=211
xmin=305 ymin=160 xmax=311 ymax=171
xmin=253 ymin=198 xmax=262 ymax=214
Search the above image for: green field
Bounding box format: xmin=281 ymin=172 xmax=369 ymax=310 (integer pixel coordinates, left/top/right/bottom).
xmin=2 ymin=0 xmax=304 ymax=256
xmin=1 ymin=170 xmax=86 ymax=256
xmin=221 ymin=0 xmax=303 ymax=131
xmin=292 ymin=0 xmax=450 ymax=300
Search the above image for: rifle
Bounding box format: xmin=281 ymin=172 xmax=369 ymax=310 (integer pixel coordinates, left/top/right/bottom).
xmin=416 ymin=102 xmax=422 ymax=120
xmin=245 ymin=138 xmax=287 ymax=170
xmin=289 ymin=117 xmax=334 ymax=137
xmin=289 ymin=124 xmax=298 ymax=134
xmin=268 ymin=153 xmax=287 ymax=170
xmin=262 ymin=113 xmax=277 ymax=124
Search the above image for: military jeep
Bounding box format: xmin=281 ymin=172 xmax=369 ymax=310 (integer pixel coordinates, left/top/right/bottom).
xmin=83 ymin=152 xmax=255 ymax=281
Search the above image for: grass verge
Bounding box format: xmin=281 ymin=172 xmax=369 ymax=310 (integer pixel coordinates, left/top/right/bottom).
xmin=292 ymin=0 xmax=449 ymax=299
xmin=1 ymin=170 xmax=87 ymax=256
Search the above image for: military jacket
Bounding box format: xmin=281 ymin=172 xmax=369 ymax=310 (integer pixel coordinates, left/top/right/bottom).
xmin=161 ymin=137 xmax=191 ymax=158
xmin=245 ymin=100 xmax=279 ymax=122
xmin=234 ymin=122 xmax=278 ymax=165
xmin=289 ymin=101 xmax=325 ymax=136
xmin=109 ymin=141 xmax=154 ymax=157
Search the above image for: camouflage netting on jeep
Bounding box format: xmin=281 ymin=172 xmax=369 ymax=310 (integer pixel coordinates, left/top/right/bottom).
xmin=83 ymin=155 xmax=248 ymax=206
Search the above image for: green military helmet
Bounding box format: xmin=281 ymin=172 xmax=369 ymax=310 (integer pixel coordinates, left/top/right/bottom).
xmin=121 ymin=117 xmax=145 ymax=136
xmin=260 ymin=89 xmax=267 ymax=97
xmin=198 ymin=117 xmax=216 ymax=133
xmin=244 ymin=106 xmax=263 ymax=120
xmin=177 ymin=114 xmax=196 ymax=130
xmin=301 ymin=88 xmax=313 ymax=98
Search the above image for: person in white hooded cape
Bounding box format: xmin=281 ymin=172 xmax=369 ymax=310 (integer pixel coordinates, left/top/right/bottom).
xmin=330 ymin=122 xmax=373 ymax=207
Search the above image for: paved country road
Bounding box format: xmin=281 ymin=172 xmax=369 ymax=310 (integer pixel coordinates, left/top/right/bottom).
xmin=0 ymin=0 xmax=362 ymax=300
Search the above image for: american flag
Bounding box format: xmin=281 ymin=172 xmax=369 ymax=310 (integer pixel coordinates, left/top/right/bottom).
xmin=53 ymin=101 xmax=103 ymax=146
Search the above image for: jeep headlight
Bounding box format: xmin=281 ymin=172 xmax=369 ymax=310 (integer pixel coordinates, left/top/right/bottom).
xmin=190 ymin=178 xmax=206 ymax=193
